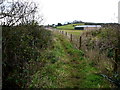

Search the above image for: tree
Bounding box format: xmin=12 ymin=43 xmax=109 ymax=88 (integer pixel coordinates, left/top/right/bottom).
xmin=0 ymin=0 xmax=43 ymax=26
xmin=57 ymin=23 xmax=62 ymax=26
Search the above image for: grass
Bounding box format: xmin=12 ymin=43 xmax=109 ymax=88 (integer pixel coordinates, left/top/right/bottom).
xmin=28 ymin=31 xmax=112 ymax=88
xmin=56 ymin=23 xmax=84 ymax=30
xmin=56 ymin=23 xmax=85 ymax=35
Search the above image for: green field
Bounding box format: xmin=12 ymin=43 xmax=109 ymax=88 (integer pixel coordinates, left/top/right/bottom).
xmin=56 ymin=23 xmax=84 ymax=30
xmin=56 ymin=23 xmax=85 ymax=35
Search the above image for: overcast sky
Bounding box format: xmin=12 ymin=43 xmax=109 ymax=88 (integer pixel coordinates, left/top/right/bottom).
xmin=8 ymin=0 xmax=120 ymax=25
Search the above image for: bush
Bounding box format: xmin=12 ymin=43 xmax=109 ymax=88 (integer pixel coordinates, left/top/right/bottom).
xmin=2 ymin=25 xmax=53 ymax=88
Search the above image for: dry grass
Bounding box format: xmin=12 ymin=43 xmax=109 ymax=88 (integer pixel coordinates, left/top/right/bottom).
xmin=85 ymin=49 xmax=114 ymax=75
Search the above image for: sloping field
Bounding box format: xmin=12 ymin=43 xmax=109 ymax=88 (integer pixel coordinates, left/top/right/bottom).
xmin=56 ymin=23 xmax=84 ymax=30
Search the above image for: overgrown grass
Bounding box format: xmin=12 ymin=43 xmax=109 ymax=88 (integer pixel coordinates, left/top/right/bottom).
xmin=79 ymin=25 xmax=120 ymax=87
xmin=28 ymin=31 xmax=112 ymax=88
xmin=56 ymin=24 xmax=120 ymax=87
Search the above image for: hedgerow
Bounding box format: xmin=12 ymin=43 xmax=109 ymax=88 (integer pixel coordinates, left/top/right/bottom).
xmin=2 ymin=25 xmax=53 ymax=88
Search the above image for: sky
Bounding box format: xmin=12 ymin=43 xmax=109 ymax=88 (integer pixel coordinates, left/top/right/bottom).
xmin=6 ymin=0 xmax=120 ymax=25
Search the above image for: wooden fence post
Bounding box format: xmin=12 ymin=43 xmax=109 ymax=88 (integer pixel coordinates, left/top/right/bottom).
xmin=79 ymin=36 xmax=82 ymax=50
xmin=66 ymin=32 xmax=67 ymax=36
xmin=70 ymin=34 xmax=72 ymax=42
xmin=62 ymin=31 xmax=63 ymax=34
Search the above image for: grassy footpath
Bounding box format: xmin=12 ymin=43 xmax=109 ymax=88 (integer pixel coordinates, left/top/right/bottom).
xmin=29 ymin=31 xmax=111 ymax=88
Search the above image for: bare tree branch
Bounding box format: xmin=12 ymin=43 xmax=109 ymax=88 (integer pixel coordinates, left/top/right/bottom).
xmin=0 ymin=0 xmax=43 ymax=26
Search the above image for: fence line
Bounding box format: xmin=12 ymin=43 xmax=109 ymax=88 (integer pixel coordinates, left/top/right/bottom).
xmin=59 ymin=30 xmax=81 ymax=49
xmin=58 ymin=30 xmax=119 ymax=72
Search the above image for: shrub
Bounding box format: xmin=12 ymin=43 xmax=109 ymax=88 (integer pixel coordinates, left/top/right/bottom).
xmin=2 ymin=25 xmax=53 ymax=88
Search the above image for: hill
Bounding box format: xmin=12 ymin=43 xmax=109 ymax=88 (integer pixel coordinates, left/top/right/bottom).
xmin=56 ymin=23 xmax=84 ymax=30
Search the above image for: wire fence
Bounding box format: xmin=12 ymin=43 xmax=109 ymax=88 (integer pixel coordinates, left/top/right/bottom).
xmin=59 ymin=30 xmax=81 ymax=50
xmin=58 ymin=28 xmax=120 ymax=73
xmin=57 ymin=28 xmax=120 ymax=87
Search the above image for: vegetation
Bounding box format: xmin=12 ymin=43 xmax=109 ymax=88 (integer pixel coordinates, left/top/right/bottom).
xmin=1 ymin=0 xmax=119 ymax=88
xmin=27 ymin=32 xmax=112 ymax=88
xmin=56 ymin=23 xmax=85 ymax=36
xmin=56 ymin=23 xmax=84 ymax=30
xmin=2 ymin=25 xmax=53 ymax=88
xmin=58 ymin=23 xmax=120 ymax=87
xmin=81 ymin=24 xmax=120 ymax=74
xmin=1 ymin=0 xmax=52 ymax=88
xmin=2 ymin=24 xmax=113 ymax=88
